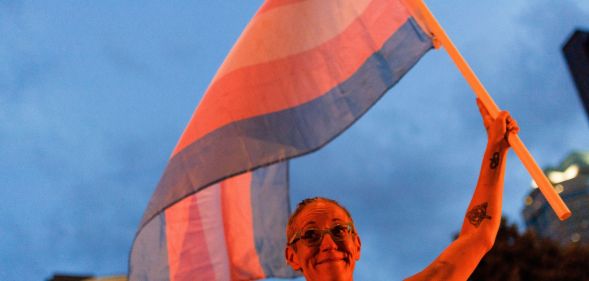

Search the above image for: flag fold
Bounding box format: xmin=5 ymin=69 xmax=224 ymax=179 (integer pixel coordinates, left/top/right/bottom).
xmin=130 ymin=0 xmax=433 ymax=280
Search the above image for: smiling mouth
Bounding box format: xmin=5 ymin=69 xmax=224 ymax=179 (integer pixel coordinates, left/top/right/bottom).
xmin=316 ymin=256 xmax=349 ymax=265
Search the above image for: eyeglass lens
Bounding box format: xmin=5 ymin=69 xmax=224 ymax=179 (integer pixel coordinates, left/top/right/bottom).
xmin=300 ymin=225 xmax=350 ymax=246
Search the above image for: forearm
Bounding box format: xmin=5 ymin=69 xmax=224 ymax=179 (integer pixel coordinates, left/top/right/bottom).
xmin=405 ymin=143 xmax=510 ymax=281
xmin=405 ymin=107 xmax=517 ymax=281
xmin=459 ymin=140 xmax=508 ymax=240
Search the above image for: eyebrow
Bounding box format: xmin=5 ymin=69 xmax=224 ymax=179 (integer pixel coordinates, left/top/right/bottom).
xmin=302 ymin=221 xmax=316 ymax=229
xmin=301 ymin=218 xmax=345 ymax=229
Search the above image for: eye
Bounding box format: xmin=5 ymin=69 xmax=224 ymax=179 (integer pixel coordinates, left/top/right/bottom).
xmin=331 ymin=225 xmax=348 ymax=239
xmin=301 ymin=229 xmax=321 ymax=242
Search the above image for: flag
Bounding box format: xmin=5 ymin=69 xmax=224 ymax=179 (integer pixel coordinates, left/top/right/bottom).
xmin=129 ymin=0 xmax=433 ymax=280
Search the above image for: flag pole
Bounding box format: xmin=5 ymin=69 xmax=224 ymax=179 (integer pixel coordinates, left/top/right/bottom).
xmin=404 ymin=0 xmax=571 ymax=220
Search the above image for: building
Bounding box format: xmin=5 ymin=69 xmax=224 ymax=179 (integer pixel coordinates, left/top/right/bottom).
xmin=563 ymin=29 xmax=589 ymax=123
xmin=522 ymin=151 xmax=589 ymax=245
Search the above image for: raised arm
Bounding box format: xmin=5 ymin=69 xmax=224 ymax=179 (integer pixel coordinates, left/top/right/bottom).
xmin=405 ymin=99 xmax=519 ymax=281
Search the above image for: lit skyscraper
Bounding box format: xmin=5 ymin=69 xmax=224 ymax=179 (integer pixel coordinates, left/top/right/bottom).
xmin=522 ymin=152 xmax=589 ymax=244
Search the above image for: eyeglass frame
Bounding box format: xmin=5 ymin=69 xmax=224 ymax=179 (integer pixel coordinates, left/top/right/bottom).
xmin=288 ymin=223 xmax=355 ymax=246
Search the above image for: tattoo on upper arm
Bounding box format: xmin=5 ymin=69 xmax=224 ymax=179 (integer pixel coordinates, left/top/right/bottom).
xmin=467 ymin=202 xmax=492 ymax=227
xmin=490 ymin=152 xmax=500 ymax=169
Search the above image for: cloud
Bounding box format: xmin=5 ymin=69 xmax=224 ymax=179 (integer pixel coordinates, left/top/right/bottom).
xmin=2 ymin=1 xmax=588 ymax=280
xmin=290 ymin=0 xmax=589 ymax=279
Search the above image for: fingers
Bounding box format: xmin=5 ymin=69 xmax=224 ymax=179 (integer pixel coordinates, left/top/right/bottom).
xmin=484 ymin=110 xmax=519 ymax=146
xmin=500 ymin=112 xmax=519 ymax=134
xmin=497 ymin=111 xmax=520 ymax=146
xmin=495 ymin=111 xmax=508 ymax=136
xmin=506 ymin=115 xmax=519 ymax=135
xmin=496 ymin=111 xmax=509 ymax=122
xmin=475 ymin=99 xmax=519 ymax=145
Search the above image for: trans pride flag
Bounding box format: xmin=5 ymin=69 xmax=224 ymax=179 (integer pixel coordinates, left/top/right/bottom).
xmin=129 ymin=0 xmax=433 ymax=280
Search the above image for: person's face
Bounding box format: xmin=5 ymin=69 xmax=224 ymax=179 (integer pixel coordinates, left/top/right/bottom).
xmin=285 ymin=201 xmax=361 ymax=281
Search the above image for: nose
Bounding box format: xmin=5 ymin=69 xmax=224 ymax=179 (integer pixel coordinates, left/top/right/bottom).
xmin=319 ymin=231 xmax=339 ymax=251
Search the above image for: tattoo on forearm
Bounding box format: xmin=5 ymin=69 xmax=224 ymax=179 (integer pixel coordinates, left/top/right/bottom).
xmin=422 ymin=261 xmax=454 ymax=280
xmin=490 ymin=152 xmax=500 ymax=169
xmin=467 ymin=202 xmax=492 ymax=227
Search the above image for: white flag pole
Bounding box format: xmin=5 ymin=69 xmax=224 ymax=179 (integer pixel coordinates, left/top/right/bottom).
xmin=404 ymin=0 xmax=571 ymax=220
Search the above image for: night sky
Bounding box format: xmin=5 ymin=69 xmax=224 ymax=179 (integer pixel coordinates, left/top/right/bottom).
xmin=2 ymin=1 xmax=589 ymax=280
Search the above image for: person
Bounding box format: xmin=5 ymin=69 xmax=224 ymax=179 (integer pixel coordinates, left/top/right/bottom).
xmin=284 ymin=99 xmax=519 ymax=281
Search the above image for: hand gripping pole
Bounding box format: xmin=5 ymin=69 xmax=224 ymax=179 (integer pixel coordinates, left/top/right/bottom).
xmin=404 ymin=0 xmax=571 ymax=220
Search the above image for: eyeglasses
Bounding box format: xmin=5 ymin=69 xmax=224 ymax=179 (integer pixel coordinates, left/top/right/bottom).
xmin=288 ymin=223 xmax=354 ymax=246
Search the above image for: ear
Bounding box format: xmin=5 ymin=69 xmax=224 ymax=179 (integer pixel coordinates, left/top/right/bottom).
xmin=285 ymin=246 xmax=301 ymax=271
xmin=352 ymin=234 xmax=362 ymax=260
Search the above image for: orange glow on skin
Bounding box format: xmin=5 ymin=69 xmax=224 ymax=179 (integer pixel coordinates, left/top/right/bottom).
xmin=285 ymin=201 xmax=361 ymax=281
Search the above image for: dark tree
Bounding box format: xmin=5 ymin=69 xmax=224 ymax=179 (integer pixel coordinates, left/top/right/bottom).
xmin=468 ymin=218 xmax=589 ymax=281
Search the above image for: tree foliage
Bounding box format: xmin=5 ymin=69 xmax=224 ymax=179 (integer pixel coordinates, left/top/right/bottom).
xmin=468 ymin=218 xmax=589 ymax=281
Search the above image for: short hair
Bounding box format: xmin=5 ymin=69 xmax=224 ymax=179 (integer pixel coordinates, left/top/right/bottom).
xmin=286 ymin=197 xmax=355 ymax=245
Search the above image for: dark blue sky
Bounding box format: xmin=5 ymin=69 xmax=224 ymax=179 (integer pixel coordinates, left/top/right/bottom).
xmin=2 ymin=1 xmax=589 ymax=280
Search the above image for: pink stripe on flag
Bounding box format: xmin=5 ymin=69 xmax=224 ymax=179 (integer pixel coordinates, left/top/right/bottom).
xmin=221 ymin=172 xmax=266 ymax=280
xmin=165 ymin=184 xmax=231 ymax=281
